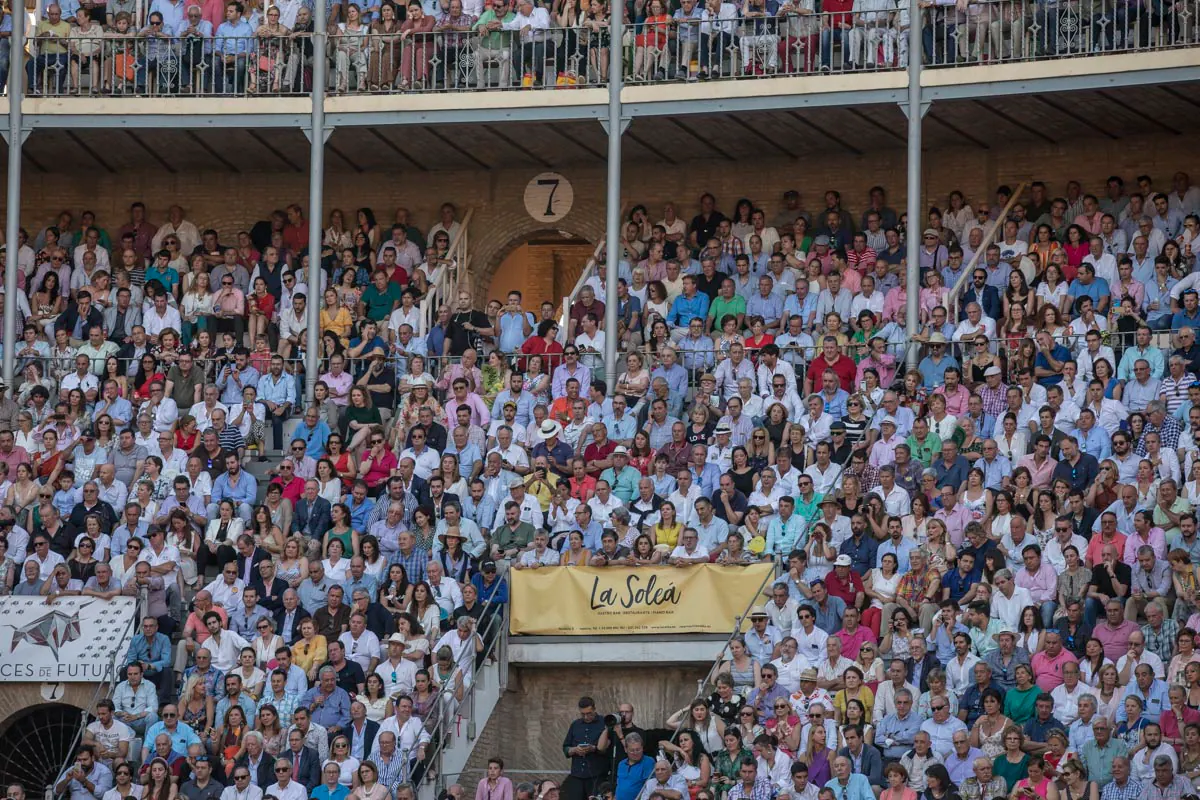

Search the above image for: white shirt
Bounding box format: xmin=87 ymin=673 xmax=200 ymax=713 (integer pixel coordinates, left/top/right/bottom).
xmin=339 ymin=630 xmax=381 ymax=673
xmin=1130 ymin=743 xmax=1176 ymax=784
xmin=202 ymin=576 xmax=246 ymax=609
xmin=872 ymin=484 xmax=912 ymax=517
xmin=265 ymin=781 xmax=308 ymax=800
xmin=373 ymin=657 xmax=416 ymax=697
xmin=991 ymin=586 xmax=1033 ymax=628
xmin=138 ymin=542 xmax=181 ymax=586
xmin=952 ymin=316 xmax=997 ymax=342
xmin=198 ymin=629 xmax=251 ymax=672
xmin=793 ymin=624 xmax=829 ymax=668
xmin=219 ymin=785 xmax=263 ymax=800
xmin=803 ymin=462 xmax=843 ymax=495
xmin=1050 ymin=681 xmax=1088 ymax=725
xmin=144 ymin=305 xmax=183 ymax=338
xmin=398 ymin=446 xmax=441 ymax=481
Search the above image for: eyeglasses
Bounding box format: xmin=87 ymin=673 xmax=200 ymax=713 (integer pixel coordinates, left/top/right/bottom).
xmin=162 ymin=712 xmax=177 ymax=717
xmin=275 ymin=768 xmax=290 ymax=774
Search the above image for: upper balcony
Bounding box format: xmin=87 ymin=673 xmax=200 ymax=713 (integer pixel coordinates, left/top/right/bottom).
xmin=5 ymin=0 xmax=1199 ymax=130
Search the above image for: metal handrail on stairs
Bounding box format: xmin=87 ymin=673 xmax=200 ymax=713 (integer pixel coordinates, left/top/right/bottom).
xmin=418 ymin=208 xmax=474 ymax=337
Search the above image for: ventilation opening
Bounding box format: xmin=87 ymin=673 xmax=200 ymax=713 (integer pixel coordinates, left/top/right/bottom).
xmin=0 ymin=704 xmax=85 ymax=794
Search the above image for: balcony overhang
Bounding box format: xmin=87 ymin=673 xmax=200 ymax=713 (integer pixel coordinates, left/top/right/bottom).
xmin=1 ymin=49 xmax=1196 ymax=129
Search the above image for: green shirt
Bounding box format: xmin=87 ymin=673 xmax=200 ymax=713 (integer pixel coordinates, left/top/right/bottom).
xmin=991 ymin=753 xmax=1029 ymax=793
xmin=1002 ymin=685 xmax=1039 ymax=725
xmin=361 ymin=282 xmax=403 ymax=321
xmin=473 ymin=9 xmax=515 ymax=50
xmin=905 ymin=431 xmax=942 ymax=468
xmin=707 ymin=295 xmax=746 ymax=330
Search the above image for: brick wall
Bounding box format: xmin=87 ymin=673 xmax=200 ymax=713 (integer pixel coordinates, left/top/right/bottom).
xmin=455 ymin=665 xmax=707 ymax=790
xmin=3 ymin=131 xmax=1194 ymax=306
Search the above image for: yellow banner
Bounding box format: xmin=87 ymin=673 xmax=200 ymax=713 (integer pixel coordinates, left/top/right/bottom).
xmin=508 ymin=563 xmax=775 ymax=635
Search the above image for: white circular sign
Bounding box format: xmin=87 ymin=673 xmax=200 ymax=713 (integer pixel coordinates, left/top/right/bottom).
xmin=41 ymin=682 xmax=66 ymax=702
xmin=523 ymin=172 xmax=574 ymax=223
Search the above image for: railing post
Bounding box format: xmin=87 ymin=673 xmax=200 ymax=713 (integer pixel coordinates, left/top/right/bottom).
xmin=903 ymin=0 xmax=923 ymax=371
xmin=305 ymin=23 xmax=328 ymax=404
xmin=602 ymin=2 xmax=624 ymax=393
xmin=3 ymin=4 xmax=25 ymax=389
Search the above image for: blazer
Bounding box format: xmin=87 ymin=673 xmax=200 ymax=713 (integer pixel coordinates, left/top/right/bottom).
xmin=253 ymin=575 xmax=291 ymax=612
xmin=837 ymin=743 xmax=884 ymax=786
xmin=273 ymin=605 xmax=312 ymax=646
xmin=907 ymin=653 xmax=943 ymax=694
xmin=55 ymin=303 xmax=105 ymax=337
xmin=276 ymin=745 xmax=321 ymax=790
xmin=346 ymin=719 xmax=379 ymax=761
xmin=293 ymin=496 xmax=332 ymax=540
xmin=235 ymin=752 xmax=277 ymax=788
xmin=236 ymin=547 xmax=272 ymax=585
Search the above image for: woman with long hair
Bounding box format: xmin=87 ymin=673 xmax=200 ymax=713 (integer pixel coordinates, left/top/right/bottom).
xmin=1096 ymin=662 xmax=1125 ymax=721
xmin=667 ymin=700 xmax=725 ymax=754
xmin=143 ymin=758 xmax=177 ymax=800
xmin=357 ymin=673 xmax=390 ymax=722
xmin=801 ymin=723 xmax=834 ymax=787
xmin=407 ymin=581 xmax=441 ymax=640
xmin=1003 ymin=665 xmax=1040 ymax=725
xmin=213 ymin=706 xmax=249 ymax=778
xmin=970 ymin=688 xmax=1011 ymax=758
xmin=712 ymin=729 xmax=752 ymax=799
xmin=717 ymin=636 xmax=761 ymax=695
xmin=862 ymin=553 xmax=901 ymax=638
xmin=659 ymin=729 xmax=712 ymax=792
xmin=257 ymin=703 xmax=285 ymax=756
xmin=1016 ymin=605 xmax=1045 ymax=655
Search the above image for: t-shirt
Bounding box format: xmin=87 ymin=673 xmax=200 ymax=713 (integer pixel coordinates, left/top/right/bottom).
xmin=360 ymin=282 xmax=403 ymax=321
xmin=86 ymin=719 xmax=133 ymax=761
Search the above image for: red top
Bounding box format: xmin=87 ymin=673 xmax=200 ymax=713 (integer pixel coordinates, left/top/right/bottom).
xmin=824 ymin=568 xmax=865 ymax=607
xmin=816 ymin=353 xmax=857 ymax=393
xmin=583 ymin=440 xmax=617 ymax=478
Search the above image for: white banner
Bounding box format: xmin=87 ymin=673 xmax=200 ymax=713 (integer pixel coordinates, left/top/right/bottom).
xmin=0 ymin=596 xmax=137 ymax=682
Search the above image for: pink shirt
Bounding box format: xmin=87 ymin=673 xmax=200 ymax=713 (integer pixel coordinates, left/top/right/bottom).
xmin=836 ymin=625 xmax=877 ymax=655
xmin=1015 ymin=562 xmax=1058 ymax=604
xmin=1031 ymin=648 xmax=1078 ymax=692
xmin=319 ymin=370 xmax=353 ymax=405
xmin=933 ymin=384 xmax=971 ymax=417
xmin=869 ymin=434 xmax=903 ymax=469
xmin=1015 ymin=454 xmax=1058 ymax=488
xmin=1123 ymin=527 xmax=1168 ymax=567
xmin=444 ymin=394 xmax=491 ymax=429
xmin=882 ymin=287 xmax=906 ymax=325
xmin=935 ymin=504 xmax=973 ymax=547
xmin=1095 ymin=620 xmax=1141 ymax=663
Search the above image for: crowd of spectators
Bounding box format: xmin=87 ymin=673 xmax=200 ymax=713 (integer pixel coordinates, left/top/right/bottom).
xmin=1 ymin=172 xmax=1200 ymax=800
xmin=9 ymin=0 xmax=1195 ymax=96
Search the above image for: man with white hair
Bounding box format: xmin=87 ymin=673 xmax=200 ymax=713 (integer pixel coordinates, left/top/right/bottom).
xmin=952 ymin=302 xmax=996 ymax=344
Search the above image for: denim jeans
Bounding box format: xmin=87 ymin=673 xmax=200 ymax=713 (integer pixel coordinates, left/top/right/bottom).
xmin=820 ymin=26 xmax=847 ymax=68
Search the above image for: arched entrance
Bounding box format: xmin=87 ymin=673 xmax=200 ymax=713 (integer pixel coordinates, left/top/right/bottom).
xmin=0 ymin=703 xmax=86 ymax=791
xmin=481 ymin=229 xmax=595 ymax=306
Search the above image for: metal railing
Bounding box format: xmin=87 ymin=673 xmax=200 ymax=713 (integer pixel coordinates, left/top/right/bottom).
xmin=418 ymin=208 xmax=473 ymax=338
xmin=48 ymin=595 xmax=142 ymax=796
xmin=22 ymin=1 xmax=1200 ymax=97
xmin=423 ymin=570 xmax=510 ymax=793
xmin=946 ymin=181 xmax=1027 ymax=322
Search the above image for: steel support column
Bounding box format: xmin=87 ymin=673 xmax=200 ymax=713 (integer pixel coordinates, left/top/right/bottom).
xmin=3 ymin=9 xmax=25 ymax=388
xmin=602 ymin=8 xmax=624 ymax=392
xmin=904 ymin=0 xmax=923 ymax=370
xmin=304 ymin=0 xmax=328 ymax=405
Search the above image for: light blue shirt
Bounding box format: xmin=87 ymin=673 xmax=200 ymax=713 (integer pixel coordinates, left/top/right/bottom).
xmin=745 ymin=292 xmax=784 ymax=326
xmin=144 ymin=720 xmax=201 ymax=755
xmin=149 ymin=0 xmax=187 ymax=31
xmin=877 ymin=537 xmax=917 ymax=573
xmin=295 ymin=419 xmax=331 ymax=460
xmin=491 ymin=389 xmax=535 ymax=427
xmin=94 ymin=396 xmax=133 ymax=425
xmin=978 ymin=455 xmax=1011 ymax=491
xmin=694 ymin=516 xmax=730 ymax=551
xmin=212 ymin=469 xmax=258 ymax=506
xmin=604 ymin=411 xmax=638 ymax=443
xmin=258 ymin=371 xmax=297 ymax=407
xmin=215 ymin=17 xmax=255 ymax=56
xmin=497 ymin=311 xmax=535 ymax=352
xmin=216 ymin=362 xmax=260 ymax=403
xmin=677 ymin=334 xmax=716 ymax=371
xmin=691 ymin=462 xmax=723 ymax=497
xmin=783 ymin=292 xmax=819 ymax=330
xmin=600 ymin=465 xmax=642 ymax=503
xmin=824 ymin=774 xmax=875 ymax=800
xmin=876 ymin=711 xmax=923 ymax=759
xmin=767 ymin=512 xmax=807 ymax=555
xmin=445 ymin=442 xmax=483 ymax=479
xmin=667 ymin=292 xmax=710 ymax=328
xmin=1076 ymin=425 xmax=1112 ymax=459
xmin=1118 ymin=345 xmax=1165 ymax=381
xmin=1117 ymin=678 xmax=1170 ymax=722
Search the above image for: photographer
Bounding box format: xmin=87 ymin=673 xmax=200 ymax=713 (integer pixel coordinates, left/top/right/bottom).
xmin=563 ymin=696 xmax=611 ymax=800
xmin=608 ymin=706 xmax=645 ymax=764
